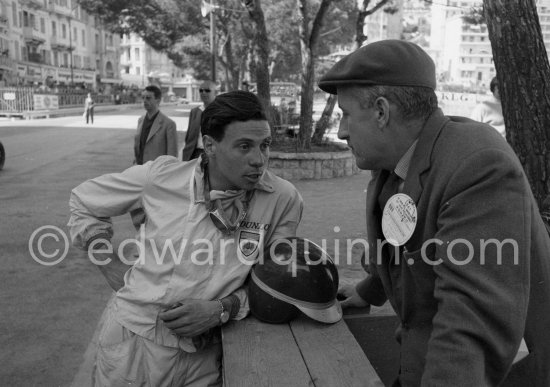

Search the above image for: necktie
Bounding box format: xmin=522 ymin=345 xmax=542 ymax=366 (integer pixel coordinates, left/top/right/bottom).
xmin=378 ymin=172 xmax=402 ymax=211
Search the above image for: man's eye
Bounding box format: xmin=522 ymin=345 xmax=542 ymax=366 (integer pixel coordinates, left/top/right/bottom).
xmin=240 ymin=144 xmax=250 ymax=150
xmin=261 ymin=143 xmax=270 ymax=151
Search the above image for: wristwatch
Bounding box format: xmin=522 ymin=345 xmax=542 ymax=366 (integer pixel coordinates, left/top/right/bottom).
xmin=216 ymin=298 xmax=230 ymax=325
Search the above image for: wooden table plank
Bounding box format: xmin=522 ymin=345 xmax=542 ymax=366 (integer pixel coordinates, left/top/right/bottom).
xmin=290 ymin=315 xmax=384 ymax=387
xmin=222 ymin=318 xmax=312 ymax=387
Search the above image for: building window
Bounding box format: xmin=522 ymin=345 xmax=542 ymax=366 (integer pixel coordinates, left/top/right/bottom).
xmin=62 ymin=24 xmax=66 ymax=38
xmin=53 ymin=51 xmax=58 ymax=66
xmin=82 ymin=30 xmax=85 ymax=46
xmin=135 ymin=48 xmax=140 ymax=61
xmin=52 ymin=21 xmax=56 ymax=37
xmin=23 ymin=11 xmax=28 ymax=27
xmin=12 ymin=2 xmax=17 ymax=28
xmin=14 ymin=40 xmax=19 ymax=60
xmin=136 ymin=66 xmax=140 ymax=75
xmin=63 ymin=52 xmax=68 ymax=66
xmin=73 ymin=27 xmax=76 ymax=40
xmin=40 ymin=17 xmax=45 ymax=33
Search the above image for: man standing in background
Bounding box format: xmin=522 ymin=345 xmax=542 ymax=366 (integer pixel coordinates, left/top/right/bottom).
xmin=132 ymin=85 xmax=178 ymax=227
xmin=134 ymin=85 xmax=178 ymax=165
xmin=181 ymin=80 xmax=217 ymax=161
xmin=470 ymin=76 xmax=506 ymax=137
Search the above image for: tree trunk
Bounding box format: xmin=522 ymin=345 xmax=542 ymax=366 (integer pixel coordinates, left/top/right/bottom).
xmin=483 ymin=0 xmax=550 ymax=205
xmin=312 ymin=94 xmax=337 ymax=143
xmin=297 ymin=0 xmax=334 ymax=150
xmin=244 ymin=0 xmax=272 ymax=124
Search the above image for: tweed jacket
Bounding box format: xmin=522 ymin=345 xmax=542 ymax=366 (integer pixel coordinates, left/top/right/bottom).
xmin=181 ymin=106 xmax=202 ymax=161
xmin=134 ymin=111 xmax=178 ymax=164
xmin=357 ymin=109 xmax=550 ymax=386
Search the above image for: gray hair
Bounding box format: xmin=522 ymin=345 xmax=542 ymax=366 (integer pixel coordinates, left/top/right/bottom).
xmin=354 ymin=85 xmax=438 ymax=122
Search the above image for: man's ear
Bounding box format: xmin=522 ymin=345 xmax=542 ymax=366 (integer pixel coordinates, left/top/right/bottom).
xmin=203 ymin=135 xmax=216 ymax=157
xmin=374 ymin=97 xmax=391 ymax=129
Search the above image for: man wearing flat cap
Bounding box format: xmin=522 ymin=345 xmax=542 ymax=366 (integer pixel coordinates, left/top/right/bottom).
xmin=322 ymin=39 xmax=550 ymax=386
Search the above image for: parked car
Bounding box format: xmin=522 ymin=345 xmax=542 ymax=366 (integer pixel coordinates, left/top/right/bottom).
xmin=0 ymin=141 xmax=4 ymax=170
xmin=168 ymin=94 xmax=189 ymax=105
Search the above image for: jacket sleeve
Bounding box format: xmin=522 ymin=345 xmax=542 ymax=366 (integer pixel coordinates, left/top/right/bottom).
xmin=134 ymin=117 xmax=143 ymax=163
xmin=68 ymin=163 xmax=150 ymax=250
xmin=421 ymin=148 xmax=529 ymax=386
xmin=166 ymin=119 xmax=178 ymax=158
xmin=470 ymin=102 xmax=485 ymax=123
xmin=355 ymin=258 xmax=388 ymax=307
xmin=267 ymin=185 xmax=304 ymax=242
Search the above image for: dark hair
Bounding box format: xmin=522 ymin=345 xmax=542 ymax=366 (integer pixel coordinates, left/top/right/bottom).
xmin=490 ymin=77 xmax=499 ymax=93
xmin=355 ymin=85 xmax=438 ymax=122
xmin=201 ymin=90 xmax=267 ymax=141
xmin=144 ymin=85 xmax=162 ymax=100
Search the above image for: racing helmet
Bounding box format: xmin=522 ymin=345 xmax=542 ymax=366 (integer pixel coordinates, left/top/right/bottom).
xmin=249 ymin=237 xmax=342 ymax=324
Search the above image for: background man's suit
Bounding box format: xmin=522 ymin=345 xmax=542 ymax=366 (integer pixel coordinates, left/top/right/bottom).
xmin=131 ymin=111 xmax=178 ymax=227
xmin=181 ymin=107 xmax=202 ymax=161
xmin=134 ymin=111 xmax=178 ymax=164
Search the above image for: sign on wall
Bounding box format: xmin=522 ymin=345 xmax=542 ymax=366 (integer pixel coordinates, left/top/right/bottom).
xmin=33 ymin=94 xmax=59 ymax=110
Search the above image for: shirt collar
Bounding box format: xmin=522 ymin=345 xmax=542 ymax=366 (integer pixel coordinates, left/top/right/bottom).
xmin=192 ymin=159 xmax=274 ymax=204
xmin=394 ymin=140 xmax=418 ymax=181
xmin=145 ymin=110 xmax=160 ymax=121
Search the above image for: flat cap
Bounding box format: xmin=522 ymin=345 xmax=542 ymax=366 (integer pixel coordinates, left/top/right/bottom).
xmin=318 ymin=39 xmax=436 ymax=94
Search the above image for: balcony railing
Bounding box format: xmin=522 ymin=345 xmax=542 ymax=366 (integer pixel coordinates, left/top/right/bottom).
xmin=28 ymin=52 xmax=43 ymax=64
xmin=23 ymin=27 xmax=46 ymax=45
xmin=50 ymin=36 xmax=70 ymax=50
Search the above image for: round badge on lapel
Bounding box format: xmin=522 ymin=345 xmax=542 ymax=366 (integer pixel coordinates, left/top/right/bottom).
xmin=382 ymin=193 xmax=417 ymax=246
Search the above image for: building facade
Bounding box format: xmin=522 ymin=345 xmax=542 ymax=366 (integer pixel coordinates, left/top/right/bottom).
xmin=430 ymin=0 xmax=550 ymax=88
xmin=0 ymin=0 xmax=121 ymax=90
xmin=119 ymin=33 xmax=201 ymax=101
xmin=357 ymin=0 xmax=550 ymax=90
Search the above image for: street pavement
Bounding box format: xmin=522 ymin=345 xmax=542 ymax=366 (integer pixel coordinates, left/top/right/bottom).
xmin=0 ymin=106 xmax=383 ymax=386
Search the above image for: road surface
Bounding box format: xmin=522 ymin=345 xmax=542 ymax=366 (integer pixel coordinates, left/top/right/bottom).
xmin=0 ymin=105 xmax=190 ymax=386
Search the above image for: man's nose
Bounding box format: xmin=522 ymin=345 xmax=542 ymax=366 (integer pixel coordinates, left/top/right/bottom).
xmin=249 ymin=148 xmax=266 ymax=167
xmin=337 ymin=119 xmax=348 ymax=140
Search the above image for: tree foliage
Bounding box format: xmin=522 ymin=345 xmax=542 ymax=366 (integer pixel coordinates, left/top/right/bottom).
xmin=77 ymin=0 xmax=209 ymax=72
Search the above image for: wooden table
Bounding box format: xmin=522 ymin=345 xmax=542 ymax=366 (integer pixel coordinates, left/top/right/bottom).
xmin=222 ymin=314 xmax=386 ymax=387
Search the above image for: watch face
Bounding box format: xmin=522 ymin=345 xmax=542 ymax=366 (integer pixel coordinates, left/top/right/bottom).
xmin=221 ymin=311 xmax=230 ymax=324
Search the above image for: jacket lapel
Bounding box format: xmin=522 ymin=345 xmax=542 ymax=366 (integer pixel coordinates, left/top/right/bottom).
xmin=366 ymin=170 xmax=389 ymax=251
xmin=402 ymin=109 xmax=449 ymax=204
xmin=146 ymin=113 xmax=162 ymax=143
